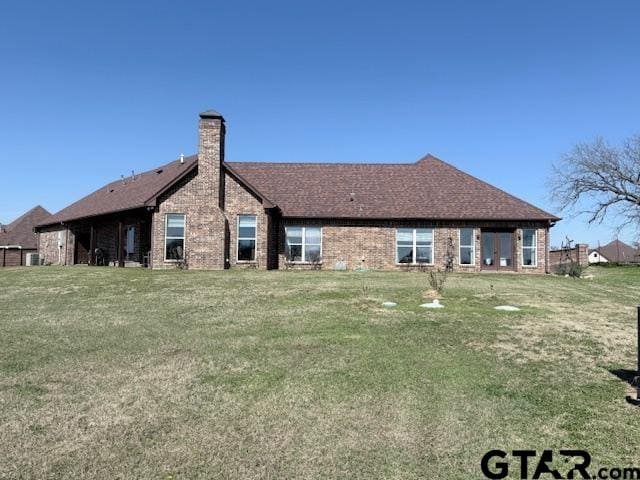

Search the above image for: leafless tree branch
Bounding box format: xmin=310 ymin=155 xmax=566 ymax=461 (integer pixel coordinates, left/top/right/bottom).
xmin=549 ymin=135 xmax=640 ymax=234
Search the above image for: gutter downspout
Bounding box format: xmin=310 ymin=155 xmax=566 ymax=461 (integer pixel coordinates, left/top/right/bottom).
xmin=65 ymin=226 xmax=69 ymax=266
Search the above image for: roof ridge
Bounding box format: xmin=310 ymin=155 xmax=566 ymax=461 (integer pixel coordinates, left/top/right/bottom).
xmin=225 ymin=160 xmax=416 ymax=166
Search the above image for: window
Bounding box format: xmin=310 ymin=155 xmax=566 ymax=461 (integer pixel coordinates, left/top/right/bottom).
xmin=522 ymin=228 xmax=537 ymax=266
xmin=165 ymin=214 xmax=185 ymax=261
xmin=237 ymin=215 xmax=257 ymax=261
xmin=397 ymin=228 xmax=433 ymax=264
xmin=459 ymin=228 xmax=475 ymax=265
xmin=285 ymin=226 xmax=322 ymax=262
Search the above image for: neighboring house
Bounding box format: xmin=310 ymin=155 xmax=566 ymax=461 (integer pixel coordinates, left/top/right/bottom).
xmin=589 ymin=240 xmax=640 ymax=264
xmin=588 ymin=250 xmax=608 ymax=264
xmin=0 ymin=205 xmax=51 ymax=267
xmin=35 ymin=110 xmax=559 ymax=272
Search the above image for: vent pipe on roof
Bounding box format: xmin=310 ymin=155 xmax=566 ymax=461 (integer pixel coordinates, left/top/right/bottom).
xmin=121 ymin=174 xmax=126 ymax=185
xmin=180 ymin=153 xmax=185 ymax=164
xmin=131 ymin=170 xmax=135 ymax=181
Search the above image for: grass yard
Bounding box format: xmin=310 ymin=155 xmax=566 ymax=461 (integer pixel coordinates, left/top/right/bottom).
xmin=1 ymin=266 xmax=640 ymax=479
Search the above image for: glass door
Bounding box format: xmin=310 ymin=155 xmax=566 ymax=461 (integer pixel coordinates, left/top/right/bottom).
xmin=481 ymin=231 xmax=496 ymax=269
xmin=498 ymin=232 xmax=513 ymax=269
xmin=481 ymin=230 xmax=515 ymax=271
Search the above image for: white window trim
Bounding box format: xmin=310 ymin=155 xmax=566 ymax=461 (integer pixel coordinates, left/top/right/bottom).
xmin=521 ymin=228 xmax=538 ymax=267
xmin=458 ymin=228 xmax=475 ymax=266
xmin=285 ymin=226 xmax=323 ymax=263
xmin=395 ymin=228 xmax=435 ymax=265
xmin=237 ymin=214 xmax=258 ymax=263
xmin=164 ymin=213 xmax=186 ymax=262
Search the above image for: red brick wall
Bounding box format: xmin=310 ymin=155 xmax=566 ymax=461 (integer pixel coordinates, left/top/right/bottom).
xmin=223 ymin=171 xmax=270 ymax=269
xmin=549 ymin=243 xmax=589 ymax=268
xmin=151 ymin=169 xmax=226 ymax=269
xmin=275 ymin=219 xmax=549 ymax=273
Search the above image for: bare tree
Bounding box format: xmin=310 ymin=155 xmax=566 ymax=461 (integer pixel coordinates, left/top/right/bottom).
xmin=550 ymin=135 xmax=640 ymax=233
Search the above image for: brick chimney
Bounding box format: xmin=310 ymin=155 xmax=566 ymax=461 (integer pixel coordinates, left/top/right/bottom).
xmin=198 ymin=110 xmax=225 ymax=208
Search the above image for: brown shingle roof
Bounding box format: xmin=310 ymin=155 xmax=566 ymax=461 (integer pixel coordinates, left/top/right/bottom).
xmin=0 ymin=205 xmax=51 ymax=248
xmin=37 ymin=153 xmax=559 ymax=227
xmin=592 ymin=240 xmax=640 ymax=263
xmin=38 ymin=156 xmax=198 ymax=227
xmin=227 ymin=155 xmax=559 ymax=221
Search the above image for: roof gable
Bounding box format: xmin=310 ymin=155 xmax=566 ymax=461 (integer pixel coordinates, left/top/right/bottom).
xmin=1 ymin=205 xmax=51 ymax=248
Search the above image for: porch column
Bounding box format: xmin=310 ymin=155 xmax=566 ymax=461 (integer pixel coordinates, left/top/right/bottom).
xmin=89 ymin=225 xmax=96 ymax=265
xmin=2 ymin=248 xmax=5 ymax=267
xmin=117 ymin=221 xmax=124 ymax=267
xmin=136 ymin=220 xmax=141 ymax=263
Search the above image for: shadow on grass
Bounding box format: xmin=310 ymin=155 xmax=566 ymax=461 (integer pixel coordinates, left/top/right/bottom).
xmin=609 ymin=369 xmax=640 ymax=406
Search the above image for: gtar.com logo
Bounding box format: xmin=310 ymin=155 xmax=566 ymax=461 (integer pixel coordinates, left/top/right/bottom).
xmin=481 ymin=449 xmax=640 ymax=479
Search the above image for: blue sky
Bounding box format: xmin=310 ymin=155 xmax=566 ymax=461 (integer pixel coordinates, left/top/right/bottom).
xmin=1 ymin=1 xmax=639 ymax=247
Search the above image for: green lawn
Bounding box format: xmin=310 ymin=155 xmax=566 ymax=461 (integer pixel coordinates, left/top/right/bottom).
xmin=1 ymin=266 xmax=639 ymax=479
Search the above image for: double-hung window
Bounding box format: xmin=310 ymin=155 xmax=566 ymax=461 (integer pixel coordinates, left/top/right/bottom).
xmin=237 ymin=215 xmax=257 ymax=261
xmin=165 ymin=214 xmax=185 ymax=261
xmin=459 ymin=228 xmax=475 ymax=265
xmin=396 ymin=228 xmax=433 ymax=264
xmin=285 ymin=226 xmax=322 ymax=262
xmin=522 ymin=228 xmax=537 ymax=266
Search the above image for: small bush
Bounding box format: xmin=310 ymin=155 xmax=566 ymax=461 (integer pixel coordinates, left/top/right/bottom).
xmin=361 ymin=280 xmax=370 ymax=299
xmin=428 ymin=268 xmax=448 ymax=294
xmin=555 ymin=262 xmax=583 ymax=278
xmin=175 ymin=257 xmax=188 ymax=270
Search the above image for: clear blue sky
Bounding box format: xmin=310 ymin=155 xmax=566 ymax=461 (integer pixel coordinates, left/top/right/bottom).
xmin=1 ymin=1 xmax=639 ymax=247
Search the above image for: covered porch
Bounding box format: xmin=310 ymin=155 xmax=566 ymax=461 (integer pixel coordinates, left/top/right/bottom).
xmin=68 ymin=208 xmax=153 ymax=267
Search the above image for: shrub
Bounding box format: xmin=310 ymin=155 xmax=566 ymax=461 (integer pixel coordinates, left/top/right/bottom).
xmin=428 ymin=268 xmax=448 ymax=294
xmin=555 ymin=262 xmax=583 ymax=278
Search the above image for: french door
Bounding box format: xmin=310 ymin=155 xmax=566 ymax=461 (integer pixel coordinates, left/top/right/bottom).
xmin=481 ymin=230 xmax=515 ymax=271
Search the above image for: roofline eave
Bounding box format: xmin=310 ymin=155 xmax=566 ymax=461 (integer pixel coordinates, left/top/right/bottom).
xmin=278 ymin=215 xmax=561 ymax=223
xmin=35 ymin=205 xmax=151 ymax=231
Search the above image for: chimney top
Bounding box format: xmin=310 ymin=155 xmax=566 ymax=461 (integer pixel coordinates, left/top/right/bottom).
xmin=199 ymin=109 xmax=224 ymax=120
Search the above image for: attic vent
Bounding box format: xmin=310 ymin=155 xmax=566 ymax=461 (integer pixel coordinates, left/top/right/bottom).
xmin=109 ymin=188 xmax=114 ymax=193
xmin=156 ymin=169 xmax=163 ymax=174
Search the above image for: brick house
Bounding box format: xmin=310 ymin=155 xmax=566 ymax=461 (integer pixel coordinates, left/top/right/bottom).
xmin=1 ymin=205 xmax=51 ymax=267
xmin=36 ymin=110 xmax=559 ymax=273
